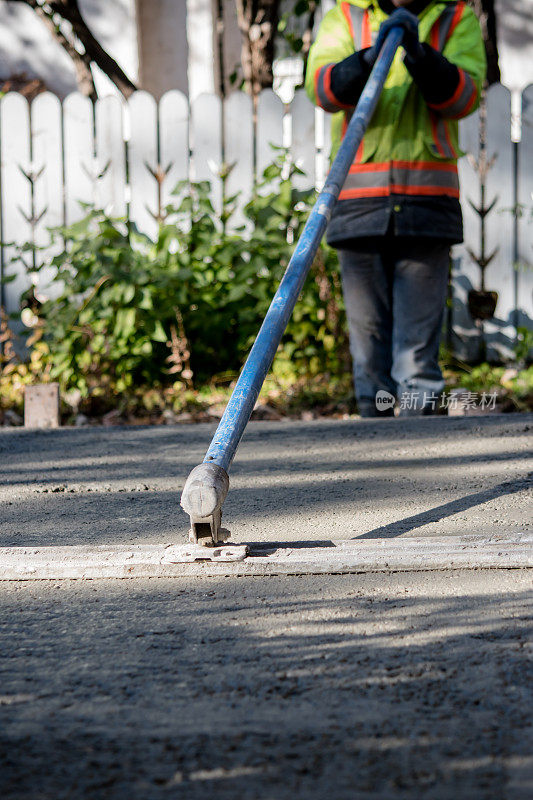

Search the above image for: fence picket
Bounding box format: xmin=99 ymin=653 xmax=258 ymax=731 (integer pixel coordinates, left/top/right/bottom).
xmin=159 ymin=90 xmax=189 ymax=213
xmin=128 ymin=91 xmax=159 ymax=240
xmin=256 ymin=89 xmax=284 ymax=183
xmin=190 ymin=93 xmax=223 ymax=216
xmin=518 ymin=85 xmax=533 ymax=336
xmin=224 ymin=91 xmax=253 ymax=232
xmin=63 ymin=93 xmax=94 ymax=225
xmin=0 ymin=88 xmax=529 ymax=364
xmin=31 ymin=92 xmax=64 ymax=300
xmin=0 ymin=93 xmax=32 ymax=315
xmin=315 ymin=107 xmax=331 ymax=190
xmin=452 ymin=109 xmax=481 ymax=362
xmin=95 ymin=95 xmax=127 ymax=217
xmin=484 ymin=85 xmax=515 ymax=360
xmin=290 ymin=89 xmax=316 ymax=190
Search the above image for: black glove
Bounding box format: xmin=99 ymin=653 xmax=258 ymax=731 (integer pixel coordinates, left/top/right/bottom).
xmin=330 ymin=49 xmax=373 ymax=106
xmin=364 ymin=8 xmax=424 ymax=67
xmin=404 ymin=43 xmax=462 ymax=106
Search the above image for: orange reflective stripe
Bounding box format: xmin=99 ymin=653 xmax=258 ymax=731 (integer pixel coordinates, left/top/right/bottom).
xmin=430 ymin=18 xmax=440 ymax=50
xmin=349 ymin=163 xmax=388 ymax=173
xmin=340 ymin=187 xmax=391 ymax=199
xmin=314 ymin=65 xmax=332 ymax=111
xmin=323 ymin=64 xmax=353 ymax=110
xmin=430 ymin=68 xmax=466 ymax=110
xmin=391 ymin=184 xmax=460 ymax=197
xmin=361 ymin=9 xmax=372 ymax=49
xmin=429 ymin=68 xmax=477 ymax=119
xmin=429 ymin=1 xmax=466 ymax=53
xmin=341 ymin=1 xmax=355 ymax=41
xmin=315 ymin=64 xmax=353 ymax=112
xmin=339 ymin=160 xmax=459 ymax=200
xmin=429 ymin=113 xmax=456 ymax=158
xmin=348 ymin=160 xmax=458 ymax=173
xmin=339 ymin=185 xmax=460 ymax=199
xmin=458 ymin=77 xmax=478 ymax=118
xmin=391 ymin=160 xmax=457 ymax=171
xmin=431 ymin=113 xmax=444 ymax=156
xmin=447 ymin=1 xmax=466 ymax=42
xmin=442 ymin=117 xmax=456 ymax=157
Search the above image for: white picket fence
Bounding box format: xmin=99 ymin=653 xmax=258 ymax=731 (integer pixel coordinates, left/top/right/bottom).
xmin=0 ymin=85 xmax=532 ymax=362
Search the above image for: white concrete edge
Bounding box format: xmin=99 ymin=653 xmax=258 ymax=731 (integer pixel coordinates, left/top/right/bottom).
xmin=0 ymin=537 xmax=531 ymax=580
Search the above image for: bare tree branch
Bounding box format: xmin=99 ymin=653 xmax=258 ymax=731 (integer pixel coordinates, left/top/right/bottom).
xmin=301 ymin=0 xmax=318 ymax=74
xmin=7 ymin=0 xmax=137 ymax=98
xmin=468 ymin=0 xmax=500 ymax=85
xmin=235 ymin=0 xmax=279 ymax=103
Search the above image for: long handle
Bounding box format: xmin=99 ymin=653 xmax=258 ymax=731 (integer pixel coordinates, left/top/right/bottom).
xmin=181 ymin=29 xmax=404 ymax=544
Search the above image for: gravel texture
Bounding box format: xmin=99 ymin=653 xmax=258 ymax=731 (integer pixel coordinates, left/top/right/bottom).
xmin=1 ymin=571 xmax=532 ymax=800
xmin=1 ymin=415 xmax=531 ymax=546
xmin=1 ymin=416 xmax=531 ymax=798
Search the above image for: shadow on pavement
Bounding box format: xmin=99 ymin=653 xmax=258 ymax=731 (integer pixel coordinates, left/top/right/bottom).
xmin=1 ymin=416 xmax=531 ymax=547
xmin=0 ymin=573 xmax=531 ymax=799
xmin=355 ymin=474 xmax=533 ymax=539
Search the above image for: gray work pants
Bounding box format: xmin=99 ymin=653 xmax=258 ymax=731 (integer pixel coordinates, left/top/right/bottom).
xmin=338 ymin=239 xmax=450 ymax=417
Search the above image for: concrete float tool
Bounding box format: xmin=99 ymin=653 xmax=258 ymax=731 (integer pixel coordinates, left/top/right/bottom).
xmin=181 ymin=26 xmax=404 ymax=546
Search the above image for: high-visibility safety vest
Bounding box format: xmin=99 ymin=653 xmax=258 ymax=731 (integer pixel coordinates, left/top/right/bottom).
xmin=305 ymin=0 xmax=486 ymax=201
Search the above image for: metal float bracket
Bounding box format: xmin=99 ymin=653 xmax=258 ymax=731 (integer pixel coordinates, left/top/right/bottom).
xmin=180 ymin=463 xmax=230 ymax=547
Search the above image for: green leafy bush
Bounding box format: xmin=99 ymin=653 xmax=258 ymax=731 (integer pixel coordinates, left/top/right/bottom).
xmin=4 ymin=151 xmax=348 ymax=411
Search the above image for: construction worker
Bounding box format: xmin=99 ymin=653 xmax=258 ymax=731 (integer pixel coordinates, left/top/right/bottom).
xmin=306 ymin=0 xmax=486 ymax=416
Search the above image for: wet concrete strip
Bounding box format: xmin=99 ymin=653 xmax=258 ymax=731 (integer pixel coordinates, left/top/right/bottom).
xmin=1 ymin=535 xmax=531 ymax=580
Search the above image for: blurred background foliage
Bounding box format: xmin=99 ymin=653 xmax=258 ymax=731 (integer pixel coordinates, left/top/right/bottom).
xmin=0 ymin=150 xmax=531 ymax=425
xmin=1 ymin=151 xmax=352 ymax=423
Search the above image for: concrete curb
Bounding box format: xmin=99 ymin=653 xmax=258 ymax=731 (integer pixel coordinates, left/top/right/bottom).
xmin=0 ymin=536 xmax=531 ymax=580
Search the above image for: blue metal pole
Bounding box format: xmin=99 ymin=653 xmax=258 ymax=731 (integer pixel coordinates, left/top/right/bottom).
xmin=204 ymin=29 xmax=403 ymax=472
xmin=181 ymin=29 xmax=404 ymax=544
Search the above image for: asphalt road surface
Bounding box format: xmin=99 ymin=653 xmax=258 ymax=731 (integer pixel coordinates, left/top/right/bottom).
xmin=1 ymin=415 xmax=531 ymax=546
xmin=1 ymin=571 xmax=532 ymax=800
xmin=1 ymin=415 xmax=531 ymax=798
